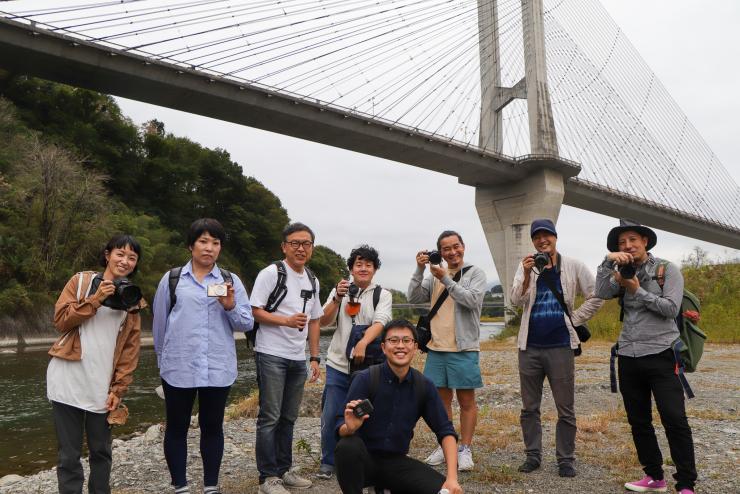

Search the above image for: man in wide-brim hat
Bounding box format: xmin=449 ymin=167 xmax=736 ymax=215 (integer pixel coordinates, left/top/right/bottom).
xmin=594 ymin=219 xmax=697 ymax=494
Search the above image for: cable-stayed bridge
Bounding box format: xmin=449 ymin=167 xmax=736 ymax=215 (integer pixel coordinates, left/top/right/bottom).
xmin=1 ymin=0 xmax=738 ymax=297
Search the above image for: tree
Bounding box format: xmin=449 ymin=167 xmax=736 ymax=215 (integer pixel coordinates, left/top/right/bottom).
xmin=682 ymin=246 xmax=711 ymax=269
xmin=308 ymin=245 xmax=349 ymax=303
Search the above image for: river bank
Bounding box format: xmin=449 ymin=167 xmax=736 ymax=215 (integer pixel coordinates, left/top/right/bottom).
xmin=2 ymin=340 xmax=737 ymax=493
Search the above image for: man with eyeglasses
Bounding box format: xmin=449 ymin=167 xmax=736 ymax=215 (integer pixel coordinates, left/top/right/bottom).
xmin=251 ymin=222 xmax=323 ymax=494
xmin=334 ymin=320 xmax=462 ymax=494
xmin=408 ymin=230 xmax=487 ymax=471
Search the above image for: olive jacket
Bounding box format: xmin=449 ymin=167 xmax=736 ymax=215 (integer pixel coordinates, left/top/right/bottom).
xmin=48 ymin=271 xmax=146 ymax=398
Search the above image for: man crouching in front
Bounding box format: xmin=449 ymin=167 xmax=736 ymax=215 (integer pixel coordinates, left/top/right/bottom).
xmin=334 ymin=319 xmax=462 ymax=494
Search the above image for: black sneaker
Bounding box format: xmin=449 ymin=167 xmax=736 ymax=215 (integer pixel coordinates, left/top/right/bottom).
xmin=558 ymin=464 xmax=576 ymax=477
xmin=517 ymin=458 xmax=540 ymax=473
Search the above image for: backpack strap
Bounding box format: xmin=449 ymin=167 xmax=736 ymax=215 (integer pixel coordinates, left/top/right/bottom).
xmin=304 ymin=266 xmax=317 ymax=295
xmin=168 ymin=267 xmax=183 ymax=315
xmin=265 ymin=261 xmax=288 ymax=313
xmin=671 ymin=339 xmax=695 ymax=399
xmin=653 ymin=260 xmax=668 ymax=290
xmin=372 ymin=285 xmax=382 ymax=310
xmin=410 ymin=368 xmax=427 ymax=415
xmin=368 ymin=363 xmax=382 ymax=401
xmin=609 ymin=343 xmax=619 ymax=393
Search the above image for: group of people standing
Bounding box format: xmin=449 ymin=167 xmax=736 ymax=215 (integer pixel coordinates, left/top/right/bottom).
xmin=45 ymin=216 xmax=697 ymax=494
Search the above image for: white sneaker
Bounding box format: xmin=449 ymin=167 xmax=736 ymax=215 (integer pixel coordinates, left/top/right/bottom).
xmin=458 ymin=445 xmax=474 ymax=471
xmin=424 ymin=445 xmax=445 ymax=465
xmin=258 ymin=477 xmax=290 ymax=494
xmin=282 ymin=468 xmax=312 ymax=489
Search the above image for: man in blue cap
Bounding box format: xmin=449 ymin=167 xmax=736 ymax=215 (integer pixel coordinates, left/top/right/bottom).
xmin=510 ymin=219 xmax=603 ymax=477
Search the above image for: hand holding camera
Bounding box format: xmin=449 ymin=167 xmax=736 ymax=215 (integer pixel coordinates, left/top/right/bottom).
xmin=93 ymin=279 xmax=116 ymax=304
xmin=210 ymin=283 xmax=235 ymax=311
xmin=343 ymin=398 xmax=372 ymax=434
xmin=335 ymin=279 xmax=350 ymax=299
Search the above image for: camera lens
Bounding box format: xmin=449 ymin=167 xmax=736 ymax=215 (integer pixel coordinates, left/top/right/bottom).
xmin=533 ymin=252 xmax=549 ymax=270
xmin=618 ymin=263 xmax=637 ymax=279
xmin=428 ymin=251 xmax=442 ymax=265
xmin=348 ymin=283 xmax=359 ymax=297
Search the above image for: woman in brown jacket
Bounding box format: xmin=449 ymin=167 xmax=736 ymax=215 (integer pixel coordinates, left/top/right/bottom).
xmin=46 ymin=234 xmax=146 ymax=494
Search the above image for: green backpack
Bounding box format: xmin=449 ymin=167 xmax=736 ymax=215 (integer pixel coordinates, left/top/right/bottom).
xmin=654 ymin=261 xmax=707 ymax=373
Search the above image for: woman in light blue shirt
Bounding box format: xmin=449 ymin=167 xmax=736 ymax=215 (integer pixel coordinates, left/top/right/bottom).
xmin=152 ymin=218 xmax=253 ymax=494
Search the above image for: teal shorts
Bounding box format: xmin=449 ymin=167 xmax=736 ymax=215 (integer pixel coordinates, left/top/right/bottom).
xmin=423 ymin=350 xmax=483 ymax=389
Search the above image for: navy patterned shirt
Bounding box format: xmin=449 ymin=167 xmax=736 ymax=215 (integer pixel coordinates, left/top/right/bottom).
xmin=527 ymin=268 xmax=570 ymax=348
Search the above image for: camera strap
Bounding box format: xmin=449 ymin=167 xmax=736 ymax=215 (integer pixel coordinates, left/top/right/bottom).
xmin=538 ymin=254 xmax=577 ymax=328
xmin=428 ymin=266 xmax=471 ymax=320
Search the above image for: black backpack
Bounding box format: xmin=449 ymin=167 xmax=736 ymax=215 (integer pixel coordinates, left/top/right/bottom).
xmin=247 ymin=261 xmax=317 ymax=347
xmin=166 ymin=266 xmax=233 ymax=315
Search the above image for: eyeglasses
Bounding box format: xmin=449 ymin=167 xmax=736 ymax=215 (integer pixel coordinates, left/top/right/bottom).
xmin=285 ymin=240 xmax=314 ymax=249
xmin=384 ymin=336 xmax=416 ymax=346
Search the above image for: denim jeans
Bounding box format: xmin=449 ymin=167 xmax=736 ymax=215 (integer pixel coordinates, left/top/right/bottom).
xmin=320 ymin=365 xmax=351 ymax=469
xmin=255 ymin=352 xmax=307 ymax=482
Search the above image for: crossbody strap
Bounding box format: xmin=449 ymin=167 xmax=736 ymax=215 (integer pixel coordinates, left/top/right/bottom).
xmin=428 ymin=266 xmax=471 ymax=320
xmin=538 ymin=255 xmax=578 ymax=329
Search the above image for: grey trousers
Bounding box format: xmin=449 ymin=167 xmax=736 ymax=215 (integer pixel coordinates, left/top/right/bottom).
xmin=52 ymin=401 xmax=112 ymax=494
xmin=518 ymin=346 xmax=576 ymax=466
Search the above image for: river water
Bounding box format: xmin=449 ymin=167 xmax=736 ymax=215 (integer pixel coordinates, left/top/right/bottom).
xmin=0 ymin=323 xmax=502 ymax=478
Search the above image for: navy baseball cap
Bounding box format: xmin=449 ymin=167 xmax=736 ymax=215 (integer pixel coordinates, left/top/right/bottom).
xmin=530 ymin=219 xmax=557 ymax=238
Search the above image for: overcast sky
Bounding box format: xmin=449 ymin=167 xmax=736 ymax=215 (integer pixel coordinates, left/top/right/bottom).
xmin=99 ymin=0 xmax=740 ymax=290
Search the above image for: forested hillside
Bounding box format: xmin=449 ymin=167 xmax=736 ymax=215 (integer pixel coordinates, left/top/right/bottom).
xmin=0 ymin=76 xmax=346 ymax=330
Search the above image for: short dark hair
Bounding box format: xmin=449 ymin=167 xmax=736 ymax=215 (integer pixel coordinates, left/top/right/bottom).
xmin=187 ymin=218 xmax=226 ymax=247
xmin=99 ymin=234 xmax=142 ymax=276
xmin=437 ymin=230 xmax=464 ymax=251
xmin=283 ymin=222 xmax=315 ymax=242
xmin=347 ymin=244 xmax=381 ymax=270
xmin=381 ymin=319 xmax=418 ymax=342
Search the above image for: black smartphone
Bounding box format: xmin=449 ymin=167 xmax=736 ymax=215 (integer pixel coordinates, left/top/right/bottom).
xmin=353 ymin=398 xmax=374 ymax=418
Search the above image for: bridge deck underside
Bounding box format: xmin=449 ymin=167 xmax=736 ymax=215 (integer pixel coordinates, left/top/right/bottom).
xmin=0 ymin=18 xmax=738 ymax=249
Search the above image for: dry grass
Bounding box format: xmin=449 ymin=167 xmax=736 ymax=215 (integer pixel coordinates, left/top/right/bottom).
xmin=225 ymin=389 xmax=259 ymax=420
xmin=686 ymin=408 xmax=740 ymax=421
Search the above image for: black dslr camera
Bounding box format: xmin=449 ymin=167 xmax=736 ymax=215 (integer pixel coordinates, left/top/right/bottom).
xmin=532 ymin=252 xmax=550 ymax=271
xmin=90 ymin=275 xmax=143 ymax=311
xmin=348 ymin=283 xmax=360 ymax=299
xmin=618 ymin=263 xmax=637 ymax=279
xmin=425 ymin=250 xmax=442 ymax=265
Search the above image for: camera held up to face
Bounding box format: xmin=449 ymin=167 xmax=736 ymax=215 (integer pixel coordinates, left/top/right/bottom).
xmin=532 ymin=252 xmax=550 ymax=271
xmin=424 ymin=250 xmax=443 ymax=265
xmin=90 ymin=275 xmax=142 ymax=311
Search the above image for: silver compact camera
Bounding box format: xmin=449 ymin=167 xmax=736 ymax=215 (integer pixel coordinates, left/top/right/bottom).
xmin=207 ymin=284 xmax=228 ymax=297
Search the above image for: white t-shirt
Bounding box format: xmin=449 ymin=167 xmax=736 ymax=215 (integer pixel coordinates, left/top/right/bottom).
xmin=47 ymin=304 xmax=125 ymax=413
xmin=324 ymin=284 xmax=393 ymax=373
xmin=251 ymin=262 xmax=323 ymax=361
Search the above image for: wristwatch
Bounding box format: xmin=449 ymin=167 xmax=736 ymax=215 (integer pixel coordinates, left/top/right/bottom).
xmin=309 ymin=356 xmax=321 ymax=363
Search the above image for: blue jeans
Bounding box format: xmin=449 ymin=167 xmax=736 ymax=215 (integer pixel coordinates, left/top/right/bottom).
xmin=320 ymin=365 xmax=351 ymax=469
xmin=255 ymin=352 xmax=307 ymax=482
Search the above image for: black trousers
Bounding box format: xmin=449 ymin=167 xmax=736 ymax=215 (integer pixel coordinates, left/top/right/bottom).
xmin=335 ymin=435 xmax=445 ymax=494
xmin=52 ymin=401 xmax=112 ymax=494
xmin=618 ymin=349 xmax=697 ymax=491
xmin=162 ymin=379 xmax=231 ymax=488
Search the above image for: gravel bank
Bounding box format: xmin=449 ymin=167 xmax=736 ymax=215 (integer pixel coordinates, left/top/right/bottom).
xmin=2 ymin=341 xmax=737 ymax=493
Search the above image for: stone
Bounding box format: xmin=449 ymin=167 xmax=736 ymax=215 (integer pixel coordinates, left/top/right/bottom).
xmin=144 ymin=424 xmax=162 ymax=443
xmin=0 ymin=475 xmax=23 ymax=487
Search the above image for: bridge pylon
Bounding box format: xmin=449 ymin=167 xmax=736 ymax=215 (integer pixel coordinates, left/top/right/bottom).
xmin=476 ymin=0 xmax=564 ymax=314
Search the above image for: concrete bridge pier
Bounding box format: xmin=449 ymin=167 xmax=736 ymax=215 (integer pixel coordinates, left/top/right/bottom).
xmin=475 ymin=168 xmax=565 ymax=312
